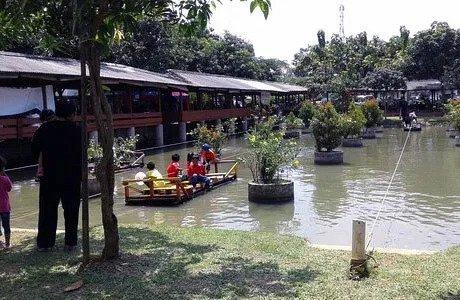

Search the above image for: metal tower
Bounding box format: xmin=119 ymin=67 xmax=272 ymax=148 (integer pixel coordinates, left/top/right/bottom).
xmin=339 ymin=1 xmax=345 ymax=39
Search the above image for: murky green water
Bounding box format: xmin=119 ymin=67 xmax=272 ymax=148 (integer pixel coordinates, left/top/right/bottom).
xmin=8 ymin=127 xmax=460 ymax=250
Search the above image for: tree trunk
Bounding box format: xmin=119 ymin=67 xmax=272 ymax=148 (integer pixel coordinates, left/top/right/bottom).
xmin=86 ymin=43 xmax=119 ymax=260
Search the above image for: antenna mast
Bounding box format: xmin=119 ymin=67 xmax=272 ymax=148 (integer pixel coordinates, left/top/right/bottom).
xmin=339 ymin=1 xmax=345 ymax=39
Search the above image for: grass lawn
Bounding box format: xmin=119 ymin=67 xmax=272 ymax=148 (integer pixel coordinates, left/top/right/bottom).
xmin=0 ymin=225 xmax=459 ymax=299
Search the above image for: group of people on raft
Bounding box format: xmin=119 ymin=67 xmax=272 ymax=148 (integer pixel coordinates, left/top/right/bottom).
xmin=139 ymin=143 xmax=218 ymax=191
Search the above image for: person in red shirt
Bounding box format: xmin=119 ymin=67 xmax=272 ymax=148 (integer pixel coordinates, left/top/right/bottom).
xmin=200 ymin=144 xmax=218 ymax=173
xmin=187 ymin=154 xmax=211 ymax=189
xmin=166 ymin=154 xmax=182 ymax=178
xmin=0 ymin=156 xmax=12 ymax=249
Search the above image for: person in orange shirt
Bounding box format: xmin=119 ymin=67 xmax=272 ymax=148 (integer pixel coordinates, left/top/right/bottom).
xmin=200 ymin=144 xmax=218 ymax=173
xmin=187 ymin=154 xmax=211 ymax=189
xmin=166 ymin=154 xmax=182 ymax=178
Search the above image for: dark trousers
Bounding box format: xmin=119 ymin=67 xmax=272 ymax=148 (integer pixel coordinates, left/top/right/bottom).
xmin=0 ymin=212 xmax=10 ymax=235
xmin=37 ymin=179 xmax=81 ymax=248
xmin=190 ymin=175 xmax=211 ymax=188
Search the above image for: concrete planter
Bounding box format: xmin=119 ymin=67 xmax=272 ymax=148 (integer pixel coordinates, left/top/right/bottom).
xmin=455 ymin=136 xmax=460 ymax=147
xmin=314 ymin=150 xmax=343 ymax=165
xmin=301 ymin=127 xmax=312 ymax=135
xmin=284 ymin=130 xmax=300 ymax=139
xmin=248 ymin=180 xmax=294 ymax=204
xmin=362 ymin=128 xmax=376 ymax=139
xmin=447 ymin=129 xmax=460 ymax=138
xmin=342 ymin=138 xmax=363 ymax=148
xmin=374 ymin=126 xmax=384 ymax=133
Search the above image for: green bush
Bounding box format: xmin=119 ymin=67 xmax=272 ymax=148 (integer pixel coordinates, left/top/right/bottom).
xmin=298 ymin=101 xmax=317 ymax=127
xmin=191 ymin=123 xmax=227 ymax=154
xmin=361 ymin=99 xmax=383 ymax=128
xmin=284 ymin=112 xmax=304 ymax=130
xmin=312 ymin=102 xmax=343 ymax=152
xmin=342 ymin=103 xmax=366 ymax=138
xmin=242 ymin=117 xmax=299 ymax=184
xmin=88 ymin=135 xmax=139 ymax=168
xmin=448 ymin=105 xmax=460 ymax=132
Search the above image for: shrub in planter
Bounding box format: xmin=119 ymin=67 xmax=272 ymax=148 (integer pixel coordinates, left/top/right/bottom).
xmin=191 ymin=123 xmax=227 ymax=155
xmin=283 ymin=112 xmax=304 ymax=139
xmin=342 ymin=103 xmax=366 ymax=147
xmin=242 ymin=117 xmax=299 ymax=203
xmin=312 ymin=102 xmax=344 ymax=164
xmin=298 ymin=100 xmax=316 ymax=128
xmin=88 ymin=135 xmax=139 ymax=169
xmin=361 ymin=99 xmax=383 ymax=138
xmin=447 ymin=104 xmax=460 ymax=146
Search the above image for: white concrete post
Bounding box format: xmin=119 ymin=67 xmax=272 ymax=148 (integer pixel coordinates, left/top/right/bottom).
xmin=127 ymin=127 xmax=136 ymax=138
xmin=241 ymin=117 xmax=248 ymax=133
xmin=89 ymin=130 xmax=98 ymax=144
xmin=154 ymin=124 xmax=164 ymax=146
xmin=178 ymin=122 xmax=187 ymax=142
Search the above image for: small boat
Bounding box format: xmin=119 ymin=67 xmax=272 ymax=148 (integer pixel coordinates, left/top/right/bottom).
xmin=403 ymin=123 xmax=422 ymax=132
xmin=122 ymin=160 xmax=238 ymax=206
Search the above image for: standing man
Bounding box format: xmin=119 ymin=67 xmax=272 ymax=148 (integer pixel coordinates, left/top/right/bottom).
xmin=32 ymin=100 xmax=82 ymax=252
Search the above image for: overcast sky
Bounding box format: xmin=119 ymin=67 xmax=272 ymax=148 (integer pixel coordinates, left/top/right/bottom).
xmin=209 ymin=0 xmax=460 ymax=63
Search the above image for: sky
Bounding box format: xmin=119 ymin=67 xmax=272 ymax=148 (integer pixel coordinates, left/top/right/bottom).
xmin=209 ymin=0 xmax=460 ymax=63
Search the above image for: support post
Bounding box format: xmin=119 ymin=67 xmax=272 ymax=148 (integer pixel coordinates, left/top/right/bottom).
xmin=41 ymin=86 xmax=48 ymax=110
xmin=127 ymin=127 xmax=135 ymax=138
xmin=153 ymin=124 xmax=164 ymax=146
xmin=178 ymin=122 xmax=187 ymax=142
xmin=89 ymin=130 xmax=98 ymax=144
xmin=350 ymin=220 xmax=368 ymax=279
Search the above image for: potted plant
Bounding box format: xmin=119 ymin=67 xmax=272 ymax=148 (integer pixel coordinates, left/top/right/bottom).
xmin=283 ymin=112 xmax=304 ymax=139
xmin=447 ymin=103 xmax=460 ymax=146
xmin=298 ymin=100 xmax=316 ymax=134
xmin=312 ymin=102 xmax=344 ymax=165
xmin=361 ymin=98 xmax=383 ymax=139
xmin=342 ymin=103 xmax=366 ymax=147
xmin=446 ymin=99 xmax=460 ymax=138
xmin=191 ymin=123 xmax=227 ymax=155
xmin=243 ymin=117 xmax=299 ymax=203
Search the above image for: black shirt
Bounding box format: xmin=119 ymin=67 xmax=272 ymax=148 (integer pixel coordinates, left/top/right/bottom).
xmin=31 ymin=120 xmax=82 ymax=184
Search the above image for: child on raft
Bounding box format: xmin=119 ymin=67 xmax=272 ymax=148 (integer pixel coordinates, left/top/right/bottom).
xmin=145 ymin=161 xmax=168 ymax=187
xmin=0 ymin=155 xmax=12 ymax=249
xmin=200 ymin=144 xmax=219 ymax=173
xmin=187 ymin=154 xmax=211 ymax=190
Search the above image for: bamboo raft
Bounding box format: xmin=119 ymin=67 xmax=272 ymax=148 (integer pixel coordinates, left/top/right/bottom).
xmin=122 ymin=160 xmax=238 ymax=206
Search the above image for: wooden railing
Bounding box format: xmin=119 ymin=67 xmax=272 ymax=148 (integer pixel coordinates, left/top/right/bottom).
xmin=182 ymin=108 xmax=251 ymax=122
xmin=0 ymin=112 xmax=163 ymax=140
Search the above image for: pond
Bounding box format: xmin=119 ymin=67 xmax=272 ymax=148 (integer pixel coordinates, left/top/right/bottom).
xmin=8 ymin=127 xmax=460 ymax=250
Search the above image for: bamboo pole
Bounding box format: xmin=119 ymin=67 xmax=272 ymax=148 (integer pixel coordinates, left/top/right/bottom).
xmin=80 ymin=51 xmax=90 ymax=263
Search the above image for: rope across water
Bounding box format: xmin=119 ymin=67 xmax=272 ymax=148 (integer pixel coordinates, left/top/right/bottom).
xmin=366 ymin=126 xmax=412 ymax=250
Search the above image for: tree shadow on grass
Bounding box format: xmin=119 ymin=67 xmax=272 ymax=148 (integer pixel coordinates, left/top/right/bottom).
xmin=0 ymin=227 xmax=319 ymax=299
xmin=82 ymin=227 xmax=319 ymax=299
xmin=440 ymin=292 xmax=460 ymax=300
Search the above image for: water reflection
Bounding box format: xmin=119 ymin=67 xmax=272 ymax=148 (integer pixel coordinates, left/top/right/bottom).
xmin=8 ymin=127 xmax=460 ymax=250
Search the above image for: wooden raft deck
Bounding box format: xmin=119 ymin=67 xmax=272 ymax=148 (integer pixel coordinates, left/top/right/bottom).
xmin=122 ymin=161 xmax=238 ymax=206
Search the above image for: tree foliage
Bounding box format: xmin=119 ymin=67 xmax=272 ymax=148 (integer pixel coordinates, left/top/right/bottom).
xmin=361 ymin=99 xmax=383 ymax=128
xmin=312 ymin=102 xmax=343 ymax=152
xmin=298 ymin=100 xmax=316 ymax=128
xmin=341 ymin=103 xmax=366 ymax=138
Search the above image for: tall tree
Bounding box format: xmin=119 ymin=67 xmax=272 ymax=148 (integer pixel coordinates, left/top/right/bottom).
xmin=2 ymin=0 xmax=271 ymax=260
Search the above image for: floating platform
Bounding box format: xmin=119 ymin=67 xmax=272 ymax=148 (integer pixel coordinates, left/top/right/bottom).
xmin=403 ymin=124 xmax=422 ymax=132
xmin=122 ymin=161 xmax=238 ymax=206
